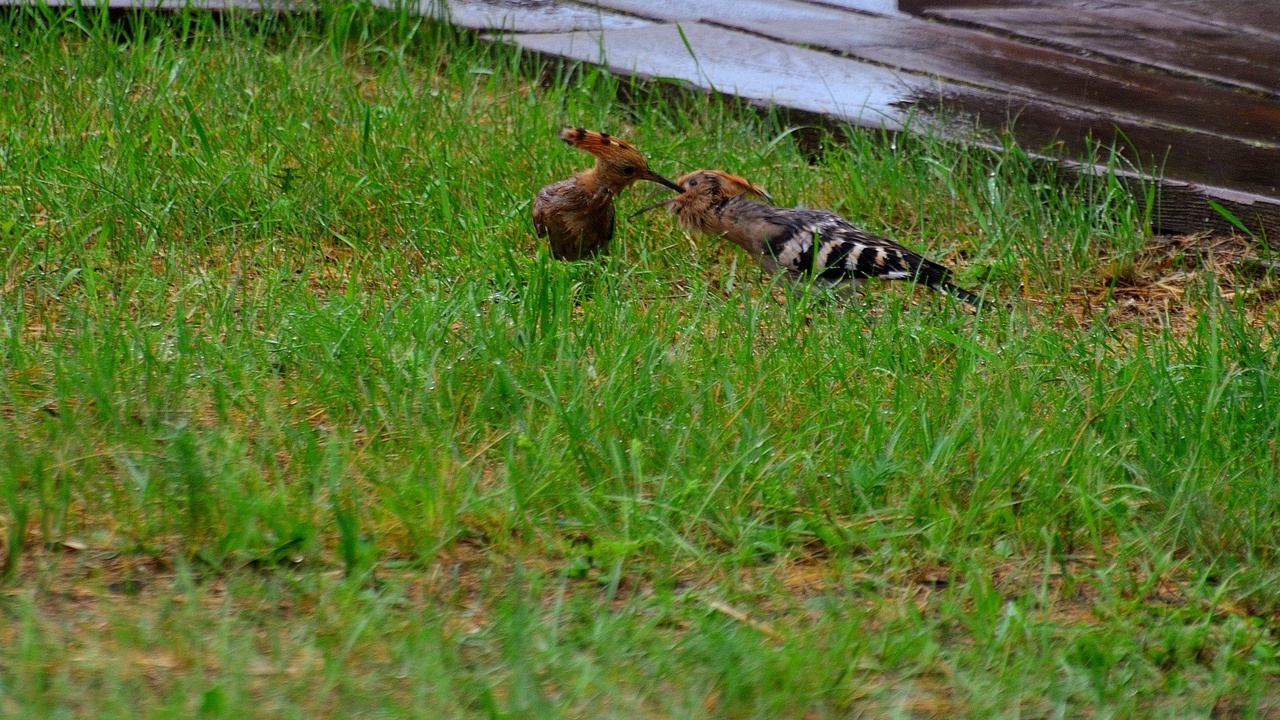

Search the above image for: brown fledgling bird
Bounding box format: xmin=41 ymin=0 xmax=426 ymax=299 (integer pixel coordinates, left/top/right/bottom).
xmin=646 ymin=169 xmax=985 ymax=308
xmin=533 ymin=127 xmax=683 ymax=261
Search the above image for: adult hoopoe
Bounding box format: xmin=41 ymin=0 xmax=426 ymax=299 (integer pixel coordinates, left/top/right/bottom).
xmin=533 ymin=127 xmax=683 ymax=261
xmin=645 ymin=169 xmax=986 ymax=308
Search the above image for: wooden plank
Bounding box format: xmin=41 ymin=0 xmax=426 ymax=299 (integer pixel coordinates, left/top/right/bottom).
xmin=909 ymin=85 xmax=1280 ymax=203
xmin=430 ymin=1 xmax=651 ymax=34
xmin=1120 ymin=0 xmax=1280 ymax=42
xmin=580 ymin=0 xmax=857 ymax=24
xmin=897 ymin=0 xmax=1051 ymax=13
xmin=1028 ymin=153 xmax=1280 ymax=243
xmin=803 ymin=0 xmax=904 ymax=15
xmin=1144 ymin=184 xmax=1280 ymax=244
xmin=927 ymin=6 xmax=1280 ymax=96
xmin=506 ymin=22 xmax=949 ymax=131
xmin=709 ymin=13 xmax=1280 ymax=150
xmin=904 ymin=0 xmax=1280 ymax=42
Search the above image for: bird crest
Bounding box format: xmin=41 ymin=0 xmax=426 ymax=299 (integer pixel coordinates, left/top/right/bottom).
xmin=560 ymin=127 xmax=646 ymax=165
xmin=676 ymin=170 xmax=773 ymax=202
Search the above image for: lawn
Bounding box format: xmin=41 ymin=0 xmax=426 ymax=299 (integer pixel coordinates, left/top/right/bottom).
xmin=1 ymin=5 xmax=1279 ymax=717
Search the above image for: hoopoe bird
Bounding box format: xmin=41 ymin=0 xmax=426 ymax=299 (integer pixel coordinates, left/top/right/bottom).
xmin=644 ymin=169 xmax=986 ymax=308
xmin=533 ymin=127 xmax=683 ymax=261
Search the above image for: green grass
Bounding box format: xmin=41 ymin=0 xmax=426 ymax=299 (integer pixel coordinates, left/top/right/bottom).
xmin=2 ymin=5 xmax=1280 ymax=717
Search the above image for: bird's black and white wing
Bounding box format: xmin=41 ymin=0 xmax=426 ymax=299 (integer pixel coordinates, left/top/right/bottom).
xmin=762 ymin=209 xmax=984 ymax=307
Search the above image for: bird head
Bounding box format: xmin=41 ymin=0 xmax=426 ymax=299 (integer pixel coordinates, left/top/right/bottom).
xmin=560 ymin=127 xmax=683 ymax=193
xmin=673 ymin=169 xmax=773 ymax=205
xmin=630 ymin=169 xmax=773 ymax=221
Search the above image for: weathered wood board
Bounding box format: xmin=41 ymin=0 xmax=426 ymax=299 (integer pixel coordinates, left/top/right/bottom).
xmin=509 ymin=22 xmax=948 ymax=132
xmin=425 ymin=0 xmax=650 ymax=34
xmin=691 ymin=12 xmax=1280 ymax=200
xmin=905 ymin=0 xmax=1280 ymax=39
xmin=1147 ymin=0 xmax=1280 ymax=40
xmin=927 ymin=5 xmax=1280 ymax=97
xmin=580 ymin=0 xmax=859 ymax=24
xmin=717 ymin=13 xmax=1280 ymax=147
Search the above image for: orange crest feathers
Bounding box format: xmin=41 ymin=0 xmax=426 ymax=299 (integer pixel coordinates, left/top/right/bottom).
xmin=677 ymin=170 xmax=775 ymax=203
xmin=560 ymin=127 xmax=646 ymax=163
xmin=712 ymin=171 xmax=772 ymax=201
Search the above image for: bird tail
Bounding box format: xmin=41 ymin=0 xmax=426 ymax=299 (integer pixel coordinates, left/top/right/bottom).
xmin=905 ymin=257 xmax=986 ymax=309
xmin=934 ymin=281 xmax=986 ymax=309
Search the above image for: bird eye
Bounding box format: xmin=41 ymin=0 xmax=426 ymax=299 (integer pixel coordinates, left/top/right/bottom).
xmin=622 ymin=166 xmax=636 ymax=176
xmin=687 ymin=178 xmax=699 ymax=187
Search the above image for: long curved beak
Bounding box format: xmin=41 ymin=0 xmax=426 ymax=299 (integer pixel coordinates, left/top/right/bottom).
xmin=644 ymin=170 xmax=685 ymax=193
xmin=629 ymin=196 xmax=677 ymax=219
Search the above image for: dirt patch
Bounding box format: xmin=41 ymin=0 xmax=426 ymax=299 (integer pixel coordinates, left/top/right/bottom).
xmin=1056 ymin=233 xmax=1280 ymax=334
